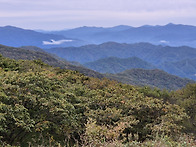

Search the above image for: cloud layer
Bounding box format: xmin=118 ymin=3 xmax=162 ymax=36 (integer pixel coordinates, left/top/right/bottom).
xmin=1 ymin=0 xmax=196 ymax=30
xmin=43 ymin=39 xmax=73 ymax=45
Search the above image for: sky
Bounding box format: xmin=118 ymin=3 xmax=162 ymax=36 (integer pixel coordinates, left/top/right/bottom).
xmin=0 ymin=0 xmax=196 ymax=30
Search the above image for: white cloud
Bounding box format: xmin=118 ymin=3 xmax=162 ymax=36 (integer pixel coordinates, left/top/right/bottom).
xmin=43 ymin=39 xmax=73 ymax=45
xmin=160 ymin=40 xmax=169 ymax=44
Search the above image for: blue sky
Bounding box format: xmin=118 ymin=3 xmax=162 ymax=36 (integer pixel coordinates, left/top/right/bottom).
xmin=0 ymin=0 xmax=196 ymax=30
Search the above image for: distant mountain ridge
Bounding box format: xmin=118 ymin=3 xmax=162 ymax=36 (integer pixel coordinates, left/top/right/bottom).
xmin=0 ymin=26 xmax=86 ymax=48
xmin=46 ymin=42 xmax=157 ymax=63
xmin=50 ymin=23 xmax=196 ymax=48
xmin=49 ymin=25 xmax=132 ymax=44
xmin=2 ymin=23 xmax=196 ymax=49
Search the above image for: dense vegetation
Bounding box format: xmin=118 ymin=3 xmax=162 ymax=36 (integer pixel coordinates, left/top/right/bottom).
xmin=0 ymin=54 xmax=195 ymax=146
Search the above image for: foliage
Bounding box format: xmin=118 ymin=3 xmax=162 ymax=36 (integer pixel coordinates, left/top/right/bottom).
xmin=0 ymin=55 xmax=194 ymax=146
xmin=139 ymin=84 xmax=196 ymax=137
xmin=126 ymin=134 xmax=196 ymax=147
xmin=171 ymin=83 xmax=196 ymax=135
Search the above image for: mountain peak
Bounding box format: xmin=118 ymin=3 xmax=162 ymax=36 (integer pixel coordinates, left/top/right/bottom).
xmin=1 ymin=25 xmax=21 ymax=30
xmin=166 ymin=23 xmax=176 ymax=26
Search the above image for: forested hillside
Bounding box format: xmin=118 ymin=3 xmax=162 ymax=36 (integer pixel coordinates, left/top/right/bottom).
xmin=0 ymin=55 xmax=195 ymax=146
xmin=105 ymin=69 xmax=195 ymax=90
xmin=160 ymin=58 xmax=196 ymax=80
xmin=84 ymin=56 xmax=155 ymax=74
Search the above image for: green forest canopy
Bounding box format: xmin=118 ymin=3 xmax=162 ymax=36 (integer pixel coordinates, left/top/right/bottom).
xmin=0 ymin=54 xmax=195 ymax=146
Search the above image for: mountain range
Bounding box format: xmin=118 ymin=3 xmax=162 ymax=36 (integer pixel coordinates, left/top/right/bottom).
xmin=0 ymin=44 xmax=194 ymax=90
xmin=46 ymin=42 xmax=196 ymax=64
xmin=46 ymin=42 xmax=196 ymax=80
xmin=0 ymin=24 xmax=196 ymax=87
xmin=50 ymin=23 xmax=196 ymax=48
xmin=0 ymin=26 xmax=86 ymax=48
xmin=1 ymin=23 xmax=196 ymax=48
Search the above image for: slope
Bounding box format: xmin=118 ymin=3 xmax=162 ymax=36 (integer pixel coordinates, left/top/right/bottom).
xmin=0 ymin=44 xmax=103 ymax=78
xmin=84 ymin=56 xmax=156 ymax=73
xmin=0 ymin=54 xmax=193 ymax=146
xmin=159 ymin=58 xmax=196 ymax=80
xmin=105 ymin=69 xmax=195 ymax=90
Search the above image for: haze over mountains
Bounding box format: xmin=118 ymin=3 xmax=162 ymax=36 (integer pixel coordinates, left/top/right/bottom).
xmin=1 ymin=23 xmax=196 ymax=48
xmin=0 ymin=26 xmax=86 ymax=48
xmin=50 ymin=23 xmax=196 ymax=48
